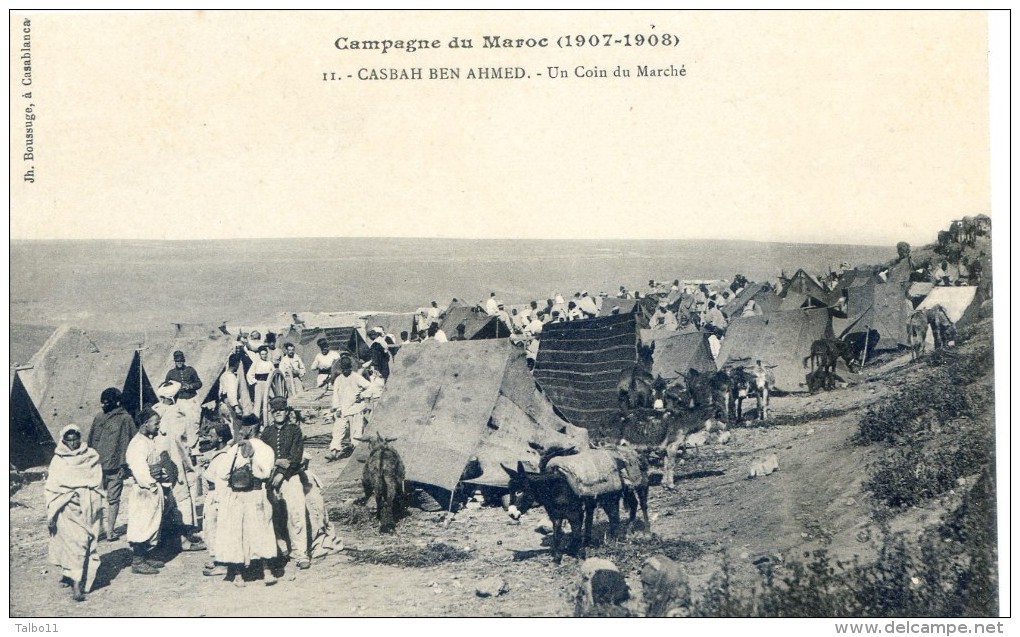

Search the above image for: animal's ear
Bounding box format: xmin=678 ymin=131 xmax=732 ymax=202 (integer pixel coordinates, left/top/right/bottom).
xmin=501 ymin=463 xmax=517 ymax=479
xmin=516 ymin=460 xmax=526 ymax=475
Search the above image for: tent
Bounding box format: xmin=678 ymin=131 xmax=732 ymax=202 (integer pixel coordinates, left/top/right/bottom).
xmin=647 ymin=331 xmax=718 ymax=380
xmin=780 ymin=269 xmax=830 ymax=306
xmin=361 ymin=312 xmax=417 ymax=342
xmin=20 ymin=324 xmax=236 ymax=440
xmin=438 ymin=301 xmax=512 ymax=340
xmin=917 ymin=286 xmax=983 ymax=329
xmin=779 ymin=291 xmax=827 ymax=311
xmin=10 ymin=372 xmax=56 ymax=470
xmin=722 ymin=283 xmax=781 ymax=319
xmin=599 ymin=296 xmax=657 ymax=328
xmin=532 ymin=313 xmax=640 ymax=431
xmin=121 ymin=350 xmax=159 ymax=418
xmin=338 ymin=339 xmax=585 ymax=496
xmin=835 ymin=282 xmax=913 ymax=351
xmin=716 ymin=308 xmax=834 ymax=392
xmin=286 ymin=325 xmax=372 ymax=389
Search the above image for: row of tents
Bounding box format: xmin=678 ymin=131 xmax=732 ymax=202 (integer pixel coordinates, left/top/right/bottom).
xmin=11 ymin=282 xmax=986 ymax=503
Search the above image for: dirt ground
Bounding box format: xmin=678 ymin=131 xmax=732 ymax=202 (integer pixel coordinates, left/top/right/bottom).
xmin=8 ymin=350 xmax=961 ymax=618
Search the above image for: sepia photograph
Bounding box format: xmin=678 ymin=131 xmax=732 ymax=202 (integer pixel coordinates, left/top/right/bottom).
xmin=7 ymin=9 xmax=1009 ymax=627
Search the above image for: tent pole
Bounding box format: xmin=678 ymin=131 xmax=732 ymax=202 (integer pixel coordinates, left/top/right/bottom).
xmin=860 ymin=325 xmax=870 ymax=369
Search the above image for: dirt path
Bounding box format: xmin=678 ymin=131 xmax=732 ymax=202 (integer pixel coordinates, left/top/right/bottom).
xmin=11 ymin=352 xmax=940 ymax=617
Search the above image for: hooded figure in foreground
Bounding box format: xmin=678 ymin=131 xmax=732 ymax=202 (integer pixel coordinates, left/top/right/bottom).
xmin=45 ymin=424 xmax=105 ymax=601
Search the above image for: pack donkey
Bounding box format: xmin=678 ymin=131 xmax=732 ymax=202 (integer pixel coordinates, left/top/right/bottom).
xmin=502 ymin=446 xmax=649 ymax=564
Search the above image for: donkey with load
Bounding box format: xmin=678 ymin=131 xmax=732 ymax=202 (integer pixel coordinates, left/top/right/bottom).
xmin=502 ymin=445 xmax=649 ymax=564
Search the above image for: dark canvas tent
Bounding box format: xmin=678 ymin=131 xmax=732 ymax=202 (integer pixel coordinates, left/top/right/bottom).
xmin=532 ymin=313 xmax=640 ymax=430
xmin=338 ymin=340 xmax=585 ymax=495
xmin=647 ymin=331 xmax=718 ymax=380
xmin=835 ymin=282 xmax=913 ymax=351
xmin=10 ymin=372 xmax=56 ymax=470
xmin=438 ymin=301 xmax=512 ymax=340
xmin=121 ymin=350 xmax=159 ymax=418
xmin=716 ymin=308 xmax=834 ymax=392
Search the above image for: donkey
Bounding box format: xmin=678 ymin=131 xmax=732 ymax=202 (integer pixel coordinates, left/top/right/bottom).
xmin=617 ymin=342 xmax=657 ymax=411
xmin=729 ymin=361 xmax=776 ymax=421
xmin=925 ymin=305 xmax=956 ymax=350
xmin=617 ymin=365 xmax=655 ymax=411
xmin=906 ymin=309 xmax=929 ymax=361
xmin=502 ymin=451 xmax=624 ymax=564
xmin=357 ymin=432 xmax=406 ymax=533
xmin=804 ymin=337 xmax=858 ymax=378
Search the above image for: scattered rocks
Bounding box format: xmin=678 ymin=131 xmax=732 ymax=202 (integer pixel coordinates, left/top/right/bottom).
xmin=476 ymin=577 xmax=510 ymax=597
xmin=577 ymin=558 xmax=628 ymax=616
xmin=748 ymin=453 xmax=779 ymax=478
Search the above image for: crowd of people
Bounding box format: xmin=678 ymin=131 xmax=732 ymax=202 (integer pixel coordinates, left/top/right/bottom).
xmin=45 ymin=345 xmax=359 ymax=601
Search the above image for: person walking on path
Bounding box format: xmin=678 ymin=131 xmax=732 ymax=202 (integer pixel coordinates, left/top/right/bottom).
xmin=125 ymin=407 xmax=166 ymax=575
xmin=45 ymin=424 xmax=105 ymax=601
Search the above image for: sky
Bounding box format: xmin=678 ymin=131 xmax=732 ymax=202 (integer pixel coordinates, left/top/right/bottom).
xmin=8 ymin=10 xmax=996 ymax=246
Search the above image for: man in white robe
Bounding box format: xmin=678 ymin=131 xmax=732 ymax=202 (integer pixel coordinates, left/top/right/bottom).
xmin=125 ymin=407 xmax=165 ymax=575
xmin=209 ymin=418 xmax=279 ymax=585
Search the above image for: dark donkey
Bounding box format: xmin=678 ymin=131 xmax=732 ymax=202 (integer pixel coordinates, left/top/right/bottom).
xmin=357 ymin=432 xmax=406 ymax=533
xmin=502 ymin=450 xmax=624 ymax=564
xmin=616 ymin=342 xmax=656 ymax=410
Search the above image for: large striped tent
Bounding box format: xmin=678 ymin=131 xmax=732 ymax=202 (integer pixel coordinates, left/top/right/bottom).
xmin=532 ymin=313 xmax=640 ymax=431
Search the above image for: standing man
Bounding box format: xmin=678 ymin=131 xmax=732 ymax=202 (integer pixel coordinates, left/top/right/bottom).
xmin=485 ymin=292 xmax=500 ymax=316
xmin=218 ymin=353 xmax=245 ymax=440
xmin=165 ymin=350 xmax=203 ymax=429
xmin=260 ymin=397 xmax=309 ymax=571
xmin=327 ymin=357 xmax=371 ymax=461
xmin=366 ymin=327 xmax=391 ymax=381
xmin=310 ymin=338 xmax=342 ymax=390
xmin=245 ymin=345 xmax=275 ymax=425
xmin=87 ymin=387 xmax=135 ymax=542
xmin=125 ymin=407 xmax=165 ymax=575
xmin=278 ymin=342 xmax=306 ymax=398
xmin=265 ymin=333 xmax=284 ymax=367
xmin=427 ymin=300 xmax=443 ymax=324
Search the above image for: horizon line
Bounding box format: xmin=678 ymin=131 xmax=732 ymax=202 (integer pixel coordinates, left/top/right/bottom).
xmin=8 ymin=235 xmax=901 ymax=248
